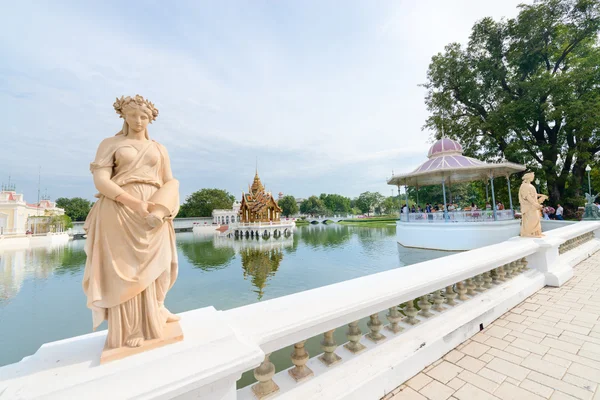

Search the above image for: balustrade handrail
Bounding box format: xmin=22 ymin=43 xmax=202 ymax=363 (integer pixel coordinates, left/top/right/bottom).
xmin=403 ymin=209 xmax=514 ymax=223
xmin=224 ymin=238 xmax=538 ymax=354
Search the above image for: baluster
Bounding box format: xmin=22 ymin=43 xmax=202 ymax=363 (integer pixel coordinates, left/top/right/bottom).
xmin=319 ymin=329 xmax=341 ymax=366
xmin=466 ymin=278 xmax=476 ymax=295
xmin=456 ymin=281 xmax=468 ymax=300
xmin=418 ymin=295 xmax=433 ymax=318
xmin=514 ymin=260 xmax=523 ymax=274
xmin=252 ymin=354 xmax=279 ymax=398
xmin=445 ymin=285 xmax=458 ymax=306
xmin=289 ymin=341 xmax=313 ymax=382
xmin=367 ymin=313 xmax=386 ymax=342
xmin=491 ymin=269 xmax=500 ymax=284
xmin=432 ymin=290 xmax=446 ymax=311
xmin=344 ymin=321 xmax=366 ymax=354
xmin=496 ymin=265 xmax=506 ymax=281
xmin=475 ymin=274 xmax=486 ymax=292
xmin=521 ymin=257 xmax=528 ymax=270
xmin=386 ymin=306 xmax=404 ymax=334
xmin=402 ymin=300 xmax=420 ymax=325
xmin=482 ymin=271 xmax=493 ymax=288
xmin=504 ymin=262 xmax=514 ymax=279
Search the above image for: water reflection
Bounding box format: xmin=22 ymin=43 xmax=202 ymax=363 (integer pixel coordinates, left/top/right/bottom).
xmin=0 ymin=241 xmax=86 ymax=302
xmin=178 ymin=235 xmax=235 ymax=271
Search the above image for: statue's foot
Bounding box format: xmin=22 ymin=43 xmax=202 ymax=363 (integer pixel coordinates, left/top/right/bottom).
xmin=146 ymin=213 xmax=164 ymax=228
xmin=125 ymin=336 xmax=145 ymax=347
xmin=161 ymin=306 xmax=181 ymax=322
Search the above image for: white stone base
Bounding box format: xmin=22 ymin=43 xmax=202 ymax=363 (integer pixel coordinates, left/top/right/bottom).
xmin=396 ymin=220 xmax=521 ymax=251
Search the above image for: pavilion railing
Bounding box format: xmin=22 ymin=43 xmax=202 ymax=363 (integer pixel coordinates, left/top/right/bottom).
xmin=404 ymin=209 xmax=514 ymax=223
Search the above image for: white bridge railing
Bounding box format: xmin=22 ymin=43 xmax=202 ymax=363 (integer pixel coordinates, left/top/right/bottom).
xmin=2 ymin=222 xmax=600 ymax=400
xmin=404 ymin=209 xmax=514 ymax=223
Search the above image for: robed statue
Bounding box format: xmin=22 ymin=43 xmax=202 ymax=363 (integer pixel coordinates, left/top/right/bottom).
xmin=83 ymin=95 xmax=182 ymax=362
xmin=518 ymin=172 xmax=547 ymax=238
xmin=583 ymin=192 xmax=600 ymax=220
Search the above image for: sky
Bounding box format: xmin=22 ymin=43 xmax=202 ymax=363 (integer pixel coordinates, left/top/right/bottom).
xmin=0 ymin=0 xmax=530 ymax=203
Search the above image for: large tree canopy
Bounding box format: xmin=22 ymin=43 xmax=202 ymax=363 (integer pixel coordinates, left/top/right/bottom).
xmin=424 ymin=0 xmax=600 ymax=206
xmin=55 ymin=197 xmax=93 ymax=221
xmin=178 ymin=188 xmax=235 ymax=218
xmin=278 ymin=195 xmax=299 ymax=217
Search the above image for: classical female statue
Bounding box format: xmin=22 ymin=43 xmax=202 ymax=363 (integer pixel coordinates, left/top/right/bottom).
xmin=518 ymin=172 xmax=547 ymax=238
xmin=83 ymin=95 xmax=182 ymax=361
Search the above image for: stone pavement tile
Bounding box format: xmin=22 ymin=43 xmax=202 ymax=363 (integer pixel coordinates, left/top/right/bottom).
xmin=543 ymin=311 xmax=574 ymax=322
xmin=420 ymin=380 xmax=455 ymax=400
xmin=541 ymin=338 xmax=580 ymax=354
xmin=529 ymin=323 xmax=565 ymax=337
xmin=447 ymin=378 xmax=466 ymax=391
xmin=520 ymin=379 xmax=555 ymax=398
xmin=521 ymin=303 xmax=541 ymax=312
xmin=494 ymin=381 xmax=546 ymax=400
xmin=512 ymin=338 xmax=550 ymax=355
xmin=480 ymin=354 xmax=495 ymax=363
xmin=427 ymin=361 xmax=464 ymax=384
xmin=543 ymin=354 xmax=573 ymax=368
xmin=506 ymin=377 xmax=521 ymax=385
xmin=581 ymin=342 xmax=600 ymax=355
xmin=389 ymin=386 xmax=427 ymax=399
xmin=505 ymin=314 xmax=527 ymax=324
xmin=561 ymin=335 xmax=586 ymax=347
xmin=462 ymin=342 xmax=491 ymax=358
xmin=504 ymin=335 xmax=516 ymax=343
xmin=570 ymin=310 xmax=599 ymax=323
xmin=527 ymin=371 xmax=594 ymax=400
xmin=547 ymin=349 xmax=600 ymax=370
xmin=407 ymin=373 xmax=433 ymax=391
xmin=512 ymin=307 xmax=525 ymax=314
xmin=580 ymin=351 xmax=600 ymax=363
xmin=486 ymin=326 xmax=512 ymax=339
xmin=495 ymin=319 xmax=509 ymax=327
xmin=511 ymin=331 xmax=545 ymax=344
xmin=473 ymin=332 xmax=492 ymax=344
xmin=567 ymin=363 xmax=600 ymax=384
xmin=453 ymin=383 xmax=500 ymax=400
xmin=549 ymin=390 xmax=582 ymax=399
xmin=505 ymin=345 xmax=532 ymax=358
xmin=526 ymin=329 xmax=550 ymax=339
xmin=444 ymin=350 xmax=466 ymax=364
xmin=556 ymin=322 xmax=591 ymax=336
xmin=540 ymin=315 xmax=562 ymax=324
xmin=485 ymin=337 xmax=511 ymax=351
xmin=457 ymin=370 xmax=499 ymax=393
xmin=457 ymin=355 xmax=486 ymax=373
xmin=563 ymin=373 xmax=598 ymax=393
xmin=528 ymin=316 xmax=561 ymax=328
xmin=486 ymin=358 xmax=531 ymax=381
xmin=588 ymin=332 xmax=600 ymax=340
xmin=488 ymin=348 xmax=525 ymax=364
xmin=521 ymin=356 xmax=568 ymax=379
xmin=478 ymin=367 xmax=507 ymax=384
xmin=565 ymin=332 xmax=600 ymax=346
xmin=572 ymin=320 xmax=596 ymax=329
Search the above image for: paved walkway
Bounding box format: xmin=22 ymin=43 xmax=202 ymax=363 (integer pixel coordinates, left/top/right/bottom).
xmin=384 ymin=252 xmax=600 ymax=400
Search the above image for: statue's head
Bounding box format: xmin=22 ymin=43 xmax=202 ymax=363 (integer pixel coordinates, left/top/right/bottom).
xmin=522 ymin=171 xmax=535 ymax=183
xmin=113 ymin=95 xmax=159 ymax=137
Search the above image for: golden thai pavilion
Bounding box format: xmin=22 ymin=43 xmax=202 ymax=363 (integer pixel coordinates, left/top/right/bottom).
xmin=239 ymin=171 xmax=282 ymax=223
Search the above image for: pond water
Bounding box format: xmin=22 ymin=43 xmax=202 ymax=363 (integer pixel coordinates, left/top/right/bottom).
xmin=0 ymin=223 xmax=454 ymax=368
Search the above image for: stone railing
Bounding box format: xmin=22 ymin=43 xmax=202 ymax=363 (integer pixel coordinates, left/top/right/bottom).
xmin=2 ymin=222 xmax=600 ymax=400
xmin=404 ymin=209 xmax=514 ymax=223
xmin=559 ymin=231 xmax=594 ymax=254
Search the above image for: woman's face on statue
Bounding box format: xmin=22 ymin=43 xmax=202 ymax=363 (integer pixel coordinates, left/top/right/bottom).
xmin=124 ymin=107 xmax=150 ymax=134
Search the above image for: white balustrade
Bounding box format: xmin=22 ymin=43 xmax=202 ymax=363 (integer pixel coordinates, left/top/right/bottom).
xmin=405 ymin=209 xmax=514 ymax=223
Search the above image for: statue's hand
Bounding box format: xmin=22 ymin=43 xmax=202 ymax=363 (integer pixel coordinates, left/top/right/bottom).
xmin=131 ymin=200 xmax=155 ymax=217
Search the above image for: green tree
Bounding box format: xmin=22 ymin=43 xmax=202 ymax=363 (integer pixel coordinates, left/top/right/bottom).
xmin=55 ymin=197 xmax=93 ymax=221
xmin=382 ymin=196 xmax=400 ymax=215
xmin=319 ymin=193 xmax=352 ymax=215
xmin=423 ymin=0 xmax=600 ymax=206
xmin=300 ymin=195 xmax=326 ymax=216
xmin=179 ymin=189 xmax=235 ymax=218
xmin=278 ymin=195 xmax=299 ymax=217
xmin=355 ymin=191 xmax=384 ymax=216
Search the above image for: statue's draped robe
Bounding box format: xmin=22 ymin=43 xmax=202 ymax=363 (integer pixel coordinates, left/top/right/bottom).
xmin=518 ymin=181 xmax=542 ymax=238
xmin=83 ymin=136 xmax=179 ymax=347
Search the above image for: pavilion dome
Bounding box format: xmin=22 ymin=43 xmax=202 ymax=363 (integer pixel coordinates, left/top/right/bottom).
xmin=427 ymin=138 xmax=463 ymax=159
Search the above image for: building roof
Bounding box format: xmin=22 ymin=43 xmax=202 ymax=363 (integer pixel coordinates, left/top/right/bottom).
xmin=387 ymin=138 xmax=526 ymax=187
xmin=241 ymin=172 xmax=282 ymax=214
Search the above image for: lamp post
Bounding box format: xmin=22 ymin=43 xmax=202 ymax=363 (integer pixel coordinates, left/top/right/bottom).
xmin=586 ymin=164 xmax=592 ymax=195
xmin=535 ymin=178 xmax=540 ymax=193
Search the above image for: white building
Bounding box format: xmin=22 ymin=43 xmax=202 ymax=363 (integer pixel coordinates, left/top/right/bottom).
xmin=0 ymin=188 xmax=65 ymax=235
xmin=212 ymin=201 xmax=241 ymax=225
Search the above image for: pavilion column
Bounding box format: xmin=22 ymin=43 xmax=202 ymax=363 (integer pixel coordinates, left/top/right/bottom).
xmin=506 ymin=175 xmax=514 ymax=211
xmin=397 ymin=185 xmax=401 ymax=215
xmin=442 ymin=178 xmax=448 ymax=222
xmin=486 ymin=180 xmax=489 ymax=203
xmin=404 ymin=185 xmax=410 ymax=222
xmin=416 ymin=185 xmax=419 ymax=207
xmin=490 ymin=174 xmax=497 ymax=221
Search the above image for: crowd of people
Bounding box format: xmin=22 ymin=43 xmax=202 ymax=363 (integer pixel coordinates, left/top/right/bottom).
xmin=401 ymin=201 xmax=508 ymax=214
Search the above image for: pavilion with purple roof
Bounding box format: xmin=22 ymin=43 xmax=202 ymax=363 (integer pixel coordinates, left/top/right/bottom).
xmin=387 ymin=138 xmax=526 ymax=251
